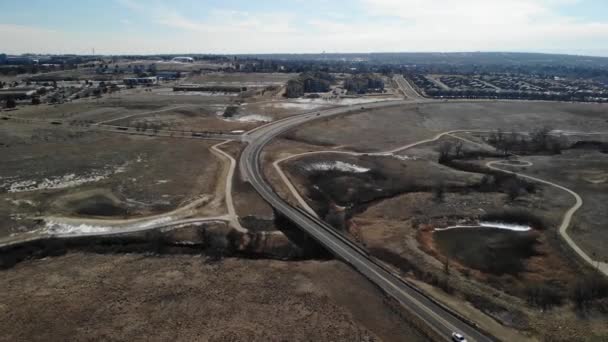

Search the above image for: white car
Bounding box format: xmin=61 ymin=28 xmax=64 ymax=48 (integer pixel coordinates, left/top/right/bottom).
xmin=452 ymin=332 xmax=468 ymax=342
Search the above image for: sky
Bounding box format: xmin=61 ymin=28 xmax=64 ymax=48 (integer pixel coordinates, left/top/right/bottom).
xmin=1 ymin=0 xmax=608 ymax=56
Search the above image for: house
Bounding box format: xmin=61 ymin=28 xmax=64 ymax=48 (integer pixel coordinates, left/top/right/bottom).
xmin=123 ymin=77 xmax=158 ymax=86
xmin=0 ymin=88 xmax=37 ymax=100
xmin=156 ymin=71 xmax=180 ymax=80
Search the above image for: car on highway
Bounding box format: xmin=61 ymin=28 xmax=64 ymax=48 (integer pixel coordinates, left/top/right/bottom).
xmin=452 ymin=332 xmax=468 ymax=342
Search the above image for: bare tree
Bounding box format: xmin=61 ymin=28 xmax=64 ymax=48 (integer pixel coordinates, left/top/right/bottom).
xmin=454 ymin=141 xmax=464 ymax=158
xmin=433 ymin=182 xmax=446 ymax=203
xmin=504 ymin=178 xmax=523 ymax=202
xmin=437 ymin=141 xmax=453 ymax=163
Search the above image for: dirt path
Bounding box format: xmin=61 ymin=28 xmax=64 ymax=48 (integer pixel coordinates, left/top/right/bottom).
xmin=210 ymin=140 xmax=246 ymax=232
xmin=268 ymin=129 xmax=492 ymax=214
xmin=271 ymin=129 xmax=608 ymax=277
xmin=34 ymin=139 xmax=244 ymax=235
xmin=487 ymin=160 xmax=608 ymax=277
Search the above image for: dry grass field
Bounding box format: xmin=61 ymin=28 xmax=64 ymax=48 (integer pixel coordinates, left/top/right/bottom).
xmin=275 ymin=101 xmax=608 ymax=341
xmin=0 ymin=253 xmax=427 ymax=342
xmin=0 ymin=123 xmax=222 ymax=238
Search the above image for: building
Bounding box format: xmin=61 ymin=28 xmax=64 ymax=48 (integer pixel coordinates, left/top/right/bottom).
xmin=123 ymin=77 xmax=158 ymax=86
xmin=5 ymin=56 xmax=37 ymax=65
xmin=171 ymin=57 xmax=194 ymax=63
xmin=0 ymin=88 xmax=37 ymax=100
xmin=156 ymin=71 xmax=181 ymax=80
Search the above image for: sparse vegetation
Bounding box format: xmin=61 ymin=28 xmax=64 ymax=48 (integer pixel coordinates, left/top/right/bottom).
xmin=434 ymin=228 xmax=540 ymax=275
xmin=571 ymin=274 xmax=608 ymax=311
xmin=525 ymin=282 xmax=564 ymax=310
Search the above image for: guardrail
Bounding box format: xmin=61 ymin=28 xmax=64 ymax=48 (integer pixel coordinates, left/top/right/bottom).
xmin=292 ymin=206 xmax=496 ymax=341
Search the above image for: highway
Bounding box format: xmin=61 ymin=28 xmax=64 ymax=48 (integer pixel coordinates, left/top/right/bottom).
xmin=239 ymin=100 xmax=494 ymax=342
xmin=394 ymin=75 xmax=427 ymax=100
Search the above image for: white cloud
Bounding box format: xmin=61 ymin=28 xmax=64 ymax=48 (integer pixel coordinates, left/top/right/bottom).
xmin=1 ymin=0 xmax=607 ymax=55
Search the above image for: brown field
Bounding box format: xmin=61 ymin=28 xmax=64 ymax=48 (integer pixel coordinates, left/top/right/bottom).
xmin=275 ymin=101 xmax=608 ymax=340
xmin=497 ymin=149 xmax=608 ymax=261
xmin=0 ymin=253 xmax=427 ymax=342
xmin=288 ymin=101 xmax=608 ymax=152
xmin=0 ymin=123 xmax=223 ymax=238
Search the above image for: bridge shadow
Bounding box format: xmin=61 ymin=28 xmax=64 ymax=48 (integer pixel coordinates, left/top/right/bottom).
xmin=274 ymin=209 xmax=333 ymax=261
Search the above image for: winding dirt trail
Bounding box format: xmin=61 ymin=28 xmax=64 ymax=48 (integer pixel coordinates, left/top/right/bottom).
xmin=210 ymin=140 xmax=246 ymax=232
xmin=26 ymin=139 xmax=246 ymax=239
xmin=487 ymin=160 xmax=608 ymax=276
xmin=272 ymin=129 xmax=608 ymax=277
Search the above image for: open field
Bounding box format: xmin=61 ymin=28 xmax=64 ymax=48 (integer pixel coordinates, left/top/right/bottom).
xmin=496 ymin=149 xmax=608 ymax=262
xmin=273 ymin=101 xmax=608 ymax=340
xmin=0 ymin=123 xmax=223 ymax=238
xmin=288 ymin=101 xmax=608 ymax=151
xmin=0 ymin=253 xmax=427 ymax=342
xmin=280 ymin=147 xmax=607 ymax=340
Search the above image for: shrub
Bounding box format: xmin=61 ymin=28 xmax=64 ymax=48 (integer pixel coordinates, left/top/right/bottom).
xmin=571 ymin=274 xmax=608 ymax=310
xmin=525 ymin=282 xmax=564 ymax=310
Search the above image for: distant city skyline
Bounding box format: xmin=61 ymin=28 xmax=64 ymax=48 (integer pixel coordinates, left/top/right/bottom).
xmin=1 ymin=0 xmax=607 ymax=57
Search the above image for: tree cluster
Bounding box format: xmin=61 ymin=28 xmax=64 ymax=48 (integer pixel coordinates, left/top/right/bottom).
xmin=487 ymin=127 xmax=566 ymax=155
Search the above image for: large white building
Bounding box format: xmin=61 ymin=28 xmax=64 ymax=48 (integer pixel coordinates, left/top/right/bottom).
xmin=171 ymin=57 xmax=194 ymax=63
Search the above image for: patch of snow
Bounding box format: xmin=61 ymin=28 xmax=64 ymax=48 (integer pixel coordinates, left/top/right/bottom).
xmin=294 ymin=97 xmax=399 ymax=106
xmin=306 ymin=161 xmax=370 ymax=173
xmin=6 ymin=199 xmax=36 ymax=206
xmin=115 ymin=165 xmax=128 ymax=173
xmin=372 ymin=152 xmax=416 ymax=161
xmin=480 ymin=222 xmax=532 ymax=232
xmin=42 ymin=216 xmax=175 ymax=236
xmin=44 ymin=221 xmax=112 ymax=235
xmin=8 ymin=173 xmax=109 ymax=193
xmin=156 ymin=180 xmax=170 ymax=184
xmin=154 ymin=90 xmax=238 ymax=97
xmin=233 ymin=114 xmax=271 ymax=123
xmin=2 ymin=162 xmax=131 ymax=193
xmin=231 ymin=130 xmax=246 ymax=134
xmin=267 ymin=102 xmax=325 ymax=110
xmin=435 ymin=222 xmax=531 ymax=232
xmin=134 ymin=216 xmax=174 ymax=229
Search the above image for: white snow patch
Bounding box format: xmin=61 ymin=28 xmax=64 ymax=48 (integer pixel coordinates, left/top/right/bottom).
xmin=480 ymin=221 xmax=531 ymax=231
xmin=132 ymin=216 xmax=174 ymax=229
xmin=44 ymin=221 xmax=112 ymax=235
xmin=372 ymin=152 xmax=416 ymax=161
xmin=435 ymin=221 xmax=531 ymax=232
xmin=8 ymin=173 xmax=110 ymax=193
xmin=6 ymin=199 xmax=36 ymax=206
xmin=154 ymin=90 xmax=238 ymax=97
xmin=43 ymin=216 xmax=175 ymax=235
xmin=231 ymin=130 xmax=246 ymax=134
xmin=306 ymin=161 xmax=370 ymax=173
xmin=2 ymin=163 xmax=131 ymax=193
xmin=233 ymin=114 xmax=271 ymax=123
xmin=267 ymin=102 xmax=325 ymax=110
xmin=294 ymin=97 xmax=399 ymax=106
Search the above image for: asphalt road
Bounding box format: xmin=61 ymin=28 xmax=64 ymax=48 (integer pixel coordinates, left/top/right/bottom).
xmin=239 ymin=100 xmax=494 ymax=342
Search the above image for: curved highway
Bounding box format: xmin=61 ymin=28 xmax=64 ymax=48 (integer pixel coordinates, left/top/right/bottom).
xmin=240 ymin=100 xmax=494 ymax=342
